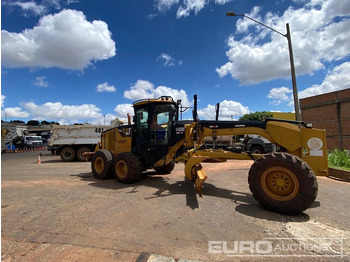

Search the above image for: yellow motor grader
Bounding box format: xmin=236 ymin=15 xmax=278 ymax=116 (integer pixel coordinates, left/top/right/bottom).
xmin=89 ymin=95 xmax=328 ymax=214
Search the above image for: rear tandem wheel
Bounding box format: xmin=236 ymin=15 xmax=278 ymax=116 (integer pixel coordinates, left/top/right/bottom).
xmin=114 ymin=152 xmax=142 ymax=183
xmin=91 ymin=150 xmax=113 ymax=179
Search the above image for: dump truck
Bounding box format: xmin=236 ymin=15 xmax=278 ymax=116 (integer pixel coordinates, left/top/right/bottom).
xmin=48 ymin=124 xmax=117 ymax=162
xmin=88 ymin=95 xmax=328 ymax=214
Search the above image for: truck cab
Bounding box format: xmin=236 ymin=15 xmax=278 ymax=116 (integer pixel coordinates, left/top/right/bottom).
xmin=23 ymin=135 xmax=43 ymax=148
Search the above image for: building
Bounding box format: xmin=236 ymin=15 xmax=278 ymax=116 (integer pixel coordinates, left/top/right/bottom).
xmin=300 ymin=89 xmax=350 ymax=150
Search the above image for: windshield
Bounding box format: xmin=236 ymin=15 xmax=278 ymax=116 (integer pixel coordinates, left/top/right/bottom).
xmin=26 ymin=137 xmax=41 ymax=141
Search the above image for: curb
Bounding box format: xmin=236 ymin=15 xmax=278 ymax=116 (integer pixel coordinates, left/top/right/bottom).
xmin=328 ymin=167 xmax=350 ymax=182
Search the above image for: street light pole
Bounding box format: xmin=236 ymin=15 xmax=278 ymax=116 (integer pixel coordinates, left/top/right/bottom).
xmin=285 ymin=23 xmax=301 ymax=121
xmin=226 ymin=12 xmax=301 ymax=121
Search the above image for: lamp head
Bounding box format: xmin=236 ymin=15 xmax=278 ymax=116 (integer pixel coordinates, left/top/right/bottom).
xmin=226 ymin=11 xmax=237 ymax=16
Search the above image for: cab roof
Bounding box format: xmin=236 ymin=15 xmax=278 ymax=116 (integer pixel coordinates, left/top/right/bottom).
xmin=133 ymin=96 xmax=177 ymax=107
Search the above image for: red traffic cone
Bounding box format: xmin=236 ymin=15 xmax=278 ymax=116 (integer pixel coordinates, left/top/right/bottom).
xmin=36 ymin=154 xmax=41 ymax=164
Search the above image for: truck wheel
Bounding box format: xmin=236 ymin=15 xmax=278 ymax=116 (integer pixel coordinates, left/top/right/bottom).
xmin=91 ymin=150 xmax=113 ymax=179
xmin=76 ymin=147 xmax=90 ymax=162
xmin=248 ymin=152 xmax=318 ymax=214
xmin=60 ymin=147 xmax=76 ymax=162
xmin=154 ymin=161 xmax=175 ymax=174
xmin=249 ymin=145 xmax=265 ymax=154
xmin=114 ymin=153 xmax=142 ymax=183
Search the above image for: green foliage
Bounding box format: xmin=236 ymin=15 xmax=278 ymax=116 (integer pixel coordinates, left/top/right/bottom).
xmin=10 ymin=120 xmax=25 ymax=124
xmin=27 ymin=120 xmax=40 ymax=126
xmin=239 ymin=111 xmax=273 ymax=121
xmin=41 ymin=120 xmax=51 ymax=125
xmin=328 ymin=149 xmax=350 ymax=169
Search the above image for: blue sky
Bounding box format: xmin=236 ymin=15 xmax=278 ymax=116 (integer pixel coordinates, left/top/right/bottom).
xmin=1 ymin=0 xmax=350 ymax=124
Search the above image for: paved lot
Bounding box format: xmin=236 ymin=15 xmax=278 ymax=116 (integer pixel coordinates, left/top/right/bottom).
xmin=1 ymin=151 xmax=350 ymax=261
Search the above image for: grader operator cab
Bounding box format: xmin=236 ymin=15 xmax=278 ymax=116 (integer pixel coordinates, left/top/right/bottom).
xmin=90 ymin=95 xmax=328 ymax=214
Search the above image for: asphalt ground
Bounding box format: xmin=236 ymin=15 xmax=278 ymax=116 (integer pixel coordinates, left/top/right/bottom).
xmin=1 ymin=151 xmax=350 ymax=261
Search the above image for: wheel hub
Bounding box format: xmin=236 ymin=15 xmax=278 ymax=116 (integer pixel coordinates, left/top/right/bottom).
xmin=116 ymin=160 xmax=128 ymax=179
xmin=95 ymin=157 xmax=104 ymax=174
xmin=261 ymin=167 xmax=299 ymax=201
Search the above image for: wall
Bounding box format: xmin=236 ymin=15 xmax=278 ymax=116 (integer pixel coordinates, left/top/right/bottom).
xmin=300 ymin=88 xmax=350 ymax=150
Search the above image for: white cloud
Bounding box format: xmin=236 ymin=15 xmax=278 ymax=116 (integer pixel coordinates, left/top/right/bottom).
xmin=1 ymin=95 xmax=6 ymax=107
xmin=1 ymin=9 xmax=116 ymax=70
xmin=33 ymin=76 xmax=49 ymax=87
xmin=214 ymin=0 xmax=232 ymax=4
xmin=157 ymin=53 xmax=183 ymax=67
xmin=265 ymin=62 xmax=350 ymax=107
xmin=3 ymin=0 xmax=80 ymax=16
xmin=157 ymin=53 xmax=175 ymax=67
xmin=2 ymin=107 xmax=30 ymax=118
xmin=124 ymin=80 xmax=191 ymax=106
xmin=114 ymin=103 xmax=134 ymax=121
xmin=198 ymin=100 xmax=250 ymax=120
xmin=154 ymin=0 xmax=232 ymax=18
xmin=90 ymin=113 xmax=118 ymax=125
xmin=155 ymin=0 xmax=180 ymax=12
xmin=22 ymin=101 xmax=103 ymax=122
xmin=177 ymin=0 xmax=207 ymax=18
xmin=5 ymin=1 xmax=47 ymax=16
xmin=96 ymin=82 xmax=116 ymax=92
xmin=267 ymin=87 xmax=292 ymax=105
xmin=299 ymin=62 xmax=350 ymax=99
xmin=217 ymin=0 xmax=350 ymax=85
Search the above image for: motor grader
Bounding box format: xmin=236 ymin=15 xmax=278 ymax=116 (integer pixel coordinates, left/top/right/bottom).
xmin=89 ymin=95 xmax=328 ymax=214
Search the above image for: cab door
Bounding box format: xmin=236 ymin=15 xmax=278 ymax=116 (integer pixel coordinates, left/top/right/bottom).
xmin=133 ymin=103 xmax=174 ymax=168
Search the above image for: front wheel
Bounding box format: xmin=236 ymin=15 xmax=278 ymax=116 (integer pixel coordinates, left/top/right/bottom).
xmin=154 ymin=161 xmax=175 ymax=174
xmin=248 ymin=152 xmax=318 ymax=214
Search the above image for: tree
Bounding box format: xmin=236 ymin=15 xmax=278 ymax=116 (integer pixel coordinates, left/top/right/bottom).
xmin=239 ymin=111 xmax=273 ymax=121
xmin=10 ymin=120 xmax=25 ymax=124
xmin=27 ymin=120 xmax=40 ymax=126
xmin=41 ymin=120 xmax=51 ymax=126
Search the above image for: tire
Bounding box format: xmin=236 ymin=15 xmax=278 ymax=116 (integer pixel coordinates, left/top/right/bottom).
xmin=114 ymin=152 xmax=142 ymax=183
xmin=60 ymin=147 xmax=76 ymax=162
xmin=91 ymin=150 xmax=113 ymax=179
xmin=248 ymin=152 xmax=318 ymax=214
xmin=249 ymin=145 xmax=265 ymax=154
xmin=154 ymin=161 xmax=175 ymax=174
xmin=76 ymin=147 xmax=90 ymax=162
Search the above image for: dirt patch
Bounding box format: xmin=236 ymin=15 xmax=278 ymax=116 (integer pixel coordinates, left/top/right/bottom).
xmin=1 ymin=238 xmax=140 ymax=262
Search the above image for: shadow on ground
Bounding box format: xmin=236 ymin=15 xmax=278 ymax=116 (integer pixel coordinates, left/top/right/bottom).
xmin=72 ymin=172 xmax=312 ymax=223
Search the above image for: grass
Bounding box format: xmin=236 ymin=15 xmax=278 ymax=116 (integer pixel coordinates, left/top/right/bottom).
xmin=328 ymin=149 xmax=350 ymax=171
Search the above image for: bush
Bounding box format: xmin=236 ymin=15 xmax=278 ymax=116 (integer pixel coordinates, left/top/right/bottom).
xmin=328 ymin=149 xmax=350 ymax=169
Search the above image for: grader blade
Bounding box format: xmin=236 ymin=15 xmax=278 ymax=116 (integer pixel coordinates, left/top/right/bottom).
xmin=194 ymin=164 xmax=208 ymax=197
xmin=184 ymin=156 xmax=209 ymax=197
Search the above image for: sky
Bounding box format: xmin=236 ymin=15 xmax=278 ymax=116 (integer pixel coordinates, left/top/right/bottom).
xmin=1 ymin=0 xmax=350 ymax=125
